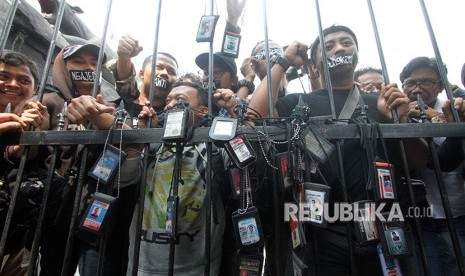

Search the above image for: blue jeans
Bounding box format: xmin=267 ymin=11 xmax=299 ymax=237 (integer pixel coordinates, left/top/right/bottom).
xmin=435 ymin=215 xmax=465 ymax=276
xmin=418 ymin=218 xmax=447 ymax=276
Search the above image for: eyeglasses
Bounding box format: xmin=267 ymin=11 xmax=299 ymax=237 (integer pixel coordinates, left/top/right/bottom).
xmin=198 ymin=70 xmax=226 ymax=79
xmin=402 ymin=79 xmax=441 ymax=91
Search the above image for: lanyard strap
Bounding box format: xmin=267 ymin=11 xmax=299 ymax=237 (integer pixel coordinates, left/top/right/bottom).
xmin=337 ymin=85 xmax=361 ymax=123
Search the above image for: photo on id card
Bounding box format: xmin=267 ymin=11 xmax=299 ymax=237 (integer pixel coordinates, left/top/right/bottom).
xmin=304 ymin=182 xmax=329 ymax=227
xmin=375 ymin=162 xmax=396 ymax=201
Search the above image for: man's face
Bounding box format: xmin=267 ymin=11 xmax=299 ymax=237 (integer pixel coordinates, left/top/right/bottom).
xmin=141 ymin=54 xmax=178 ymax=101
xmin=253 ymin=43 xmax=283 ymax=80
xmin=0 ymin=62 xmax=36 ymax=111
xmin=65 ymin=51 xmax=98 ymax=95
xmin=314 ymin=31 xmax=358 ymax=74
xmin=357 ymin=72 xmax=384 ymax=93
xmin=402 ymin=67 xmax=442 ymax=108
xmin=201 ymin=66 xmax=235 ymax=90
xmin=165 ymin=85 xmax=207 ymax=123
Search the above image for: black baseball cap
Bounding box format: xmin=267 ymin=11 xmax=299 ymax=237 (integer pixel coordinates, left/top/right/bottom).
xmin=195 ymin=52 xmax=237 ymax=76
xmin=63 ymin=44 xmax=107 ymax=64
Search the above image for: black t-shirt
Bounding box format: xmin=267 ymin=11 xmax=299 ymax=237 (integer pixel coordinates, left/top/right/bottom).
xmin=276 ymin=89 xmax=387 ymax=204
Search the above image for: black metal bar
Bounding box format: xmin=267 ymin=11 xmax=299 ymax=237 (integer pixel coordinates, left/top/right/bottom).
xmin=3 ymin=123 xmax=465 ymax=147
xmin=261 ymin=0 xmax=274 ymax=120
xmin=271 ymin=148 xmax=281 ymax=275
xmin=0 ymin=0 xmax=19 ymax=55
xmin=168 ymin=143 xmax=183 ymax=276
xmin=35 ymin=0 xmax=67 ymax=102
xmin=131 ymin=144 xmax=149 ymax=276
xmin=204 ymin=141 xmax=212 ymax=276
xmin=365 ymin=1 xmax=430 ymax=274
xmin=93 ymin=0 xmax=114 ymax=273
xmin=132 ymin=0 xmax=163 ymax=274
xmin=203 ymin=0 xmax=214 ymax=273
xmin=417 ymin=94 xmax=465 ymax=275
xmin=24 ymin=0 xmax=68 ymax=271
xmin=260 ymin=0 xmax=281 ymax=274
xmin=61 ymin=147 xmax=88 ymax=276
xmin=90 ymin=0 xmax=113 ymax=100
xmin=428 ymin=138 xmax=465 ymax=275
xmin=418 ymin=0 xmax=459 ymax=122
xmin=0 ymin=147 xmax=30 ymax=261
xmin=313 ymin=0 xmax=335 ymax=120
xmin=417 ymin=0 xmax=465 ymax=170
xmin=313 ymin=1 xmax=357 ymax=275
xmin=27 ymin=147 xmax=60 ymax=276
xmin=0 ymin=0 xmax=68 ymax=263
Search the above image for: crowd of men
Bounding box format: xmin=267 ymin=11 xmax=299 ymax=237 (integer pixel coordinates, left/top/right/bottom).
xmin=2 ymin=1 xmax=465 ymax=276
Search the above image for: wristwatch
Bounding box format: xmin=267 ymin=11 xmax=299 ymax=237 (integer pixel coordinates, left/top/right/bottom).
xmin=271 ymin=55 xmax=291 ymax=71
xmin=237 ymin=79 xmax=255 ymax=94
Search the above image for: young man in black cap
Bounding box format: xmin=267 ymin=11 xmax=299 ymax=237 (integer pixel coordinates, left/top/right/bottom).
xmin=37 ymin=43 xmax=124 ymax=276
xmin=195 ymin=51 xmax=239 ymax=92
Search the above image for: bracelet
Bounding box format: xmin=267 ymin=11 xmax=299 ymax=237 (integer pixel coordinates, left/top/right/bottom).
xmin=116 ymin=70 xmax=137 ymax=84
xmin=237 ymin=79 xmax=255 ymax=94
xmin=271 ymin=55 xmax=290 ymax=71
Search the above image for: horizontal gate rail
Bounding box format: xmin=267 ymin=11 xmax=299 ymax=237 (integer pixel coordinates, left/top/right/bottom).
xmin=1 ymin=123 xmax=464 ymax=146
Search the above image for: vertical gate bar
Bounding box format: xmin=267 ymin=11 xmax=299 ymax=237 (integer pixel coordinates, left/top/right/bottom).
xmin=91 ymin=0 xmax=114 ymax=100
xmin=35 ymin=0 xmax=67 ymax=103
xmin=0 ymin=0 xmax=20 ymax=55
xmin=61 ymin=0 xmax=115 ymax=273
xmin=203 ymin=0 xmax=215 ymax=273
xmin=132 ymin=0 xmax=163 ymax=274
xmin=23 ymin=0 xmax=68 ymax=273
xmin=416 ymin=93 xmax=465 ymax=276
xmin=93 ymin=0 xmax=115 ymax=272
xmin=428 ymin=138 xmax=465 ymax=276
xmin=365 ymin=0 xmax=431 ymax=275
xmin=61 ymin=147 xmax=88 ymax=276
xmin=313 ymin=1 xmax=358 ymax=275
xmin=261 ymin=0 xmax=274 ymax=120
xmin=418 ymin=0 xmax=459 ymax=122
xmin=0 ymin=0 xmax=68 ymax=263
xmin=260 ymin=0 xmax=282 ymax=275
xmin=0 ymin=147 xmax=30 ymax=261
xmin=417 ymin=11 xmax=465 ymax=272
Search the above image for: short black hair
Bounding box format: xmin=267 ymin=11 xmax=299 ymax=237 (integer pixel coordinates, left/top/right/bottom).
xmin=354 ymin=67 xmax=383 ymax=82
xmin=142 ymin=52 xmax=178 ymax=71
xmin=0 ymin=50 xmax=39 ymax=86
xmin=399 ymin=57 xmax=446 ymax=83
xmin=171 ymin=80 xmax=208 ymax=107
xmin=309 ymin=25 xmax=359 ymax=62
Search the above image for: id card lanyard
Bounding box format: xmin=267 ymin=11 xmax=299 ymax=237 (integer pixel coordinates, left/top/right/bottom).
xmin=94 ymin=112 xmax=127 ymax=198
xmin=79 ymin=112 xmax=127 ymax=235
xmin=232 ymin=166 xmax=264 ymax=251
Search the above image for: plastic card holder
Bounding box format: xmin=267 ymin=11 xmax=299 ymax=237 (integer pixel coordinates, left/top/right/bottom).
xmin=232 ymin=206 xmax=264 ymax=251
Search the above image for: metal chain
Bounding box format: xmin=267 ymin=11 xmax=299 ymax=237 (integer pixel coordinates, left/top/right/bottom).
xmin=238 ymin=167 xmax=252 ymax=214
xmin=257 ymin=132 xmax=278 ymax=170
xmin=257 ymin=123 xmax=300 ymax=145
xmin=297 ymin=148 xmax=303 ymax=183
